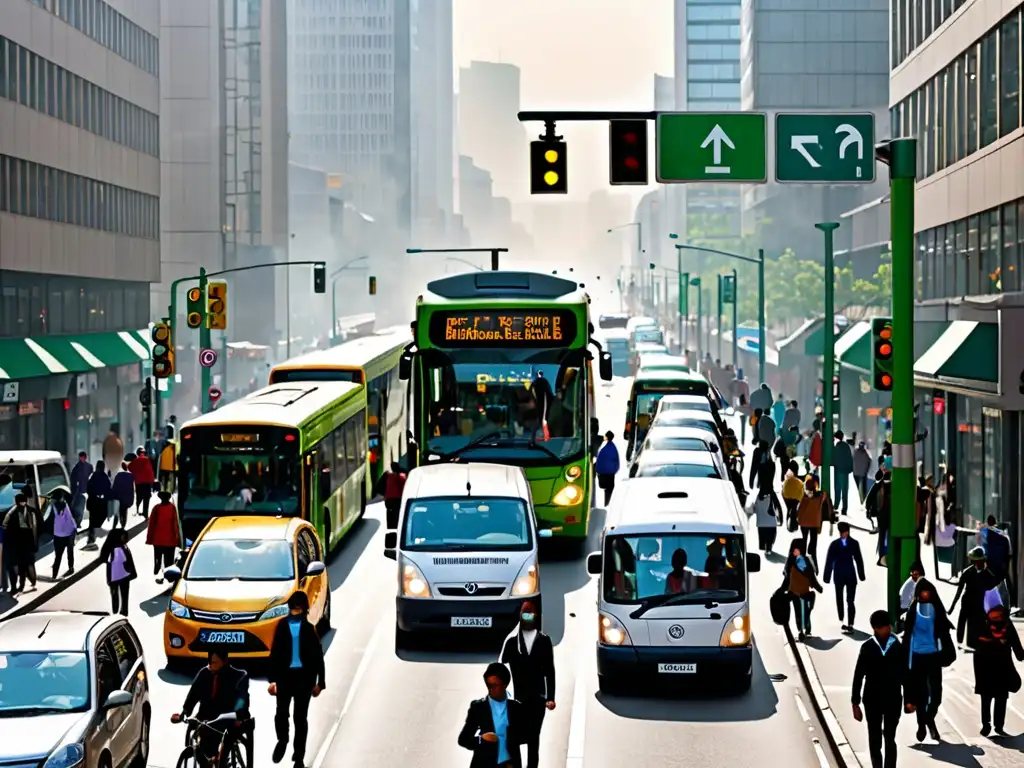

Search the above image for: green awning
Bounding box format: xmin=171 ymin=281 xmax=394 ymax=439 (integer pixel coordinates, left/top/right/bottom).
xmin=777 ymin=317 xmax=825 ymax=361
xmin=0 ymin=329 xmax=149 ymax=380
xmin=835 ymin=321 xmax=873 ymax=372
xmin=0 ymin=339 xmax=59 ymax=380
xmin=914 ymin=321 xmax=998 ymax=382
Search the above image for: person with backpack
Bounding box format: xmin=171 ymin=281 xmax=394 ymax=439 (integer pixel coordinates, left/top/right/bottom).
xmin=783 ymin=537 xmax=823 ymax=640
xmin=594 ymin=431 xmax=620 ymax=508
xmin=102 ymin=528 xmax=137 ymax=616
xmin=797 ymin=475 xmax=828 ymax=566
xmin=902 ymin=579 xmax=954 ymax=742
xmin=973 ymin=604 xmax=1024 ymax=737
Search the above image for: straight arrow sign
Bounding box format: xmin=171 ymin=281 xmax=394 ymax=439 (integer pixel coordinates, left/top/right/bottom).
xmin=701 ymin=124 xmax=735 ymax=174
xmin=791 ymin=135 xmax=821 ymax=167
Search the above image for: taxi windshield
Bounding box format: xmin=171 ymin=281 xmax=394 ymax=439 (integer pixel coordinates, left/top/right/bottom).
xmin=185 ymin=539 xmax=295 ymax=581
xmin=0 ymin=652 xmax=90 ymax=714
xmin=402 ymin=497 xmax=532 ymax=551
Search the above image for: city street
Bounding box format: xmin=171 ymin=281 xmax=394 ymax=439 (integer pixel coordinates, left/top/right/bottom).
xmin=35 ymin=378 xmax=835 ymax=767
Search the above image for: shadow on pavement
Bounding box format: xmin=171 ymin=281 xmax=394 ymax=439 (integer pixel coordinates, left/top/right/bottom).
xmin=397 ymin=630 xmax=506 ymax=665
xmin=802 ymin=636 xmax=841 ymax=651
xmin=139 ymin=588 xmax=173 ymax=618
xmin=909 ymin=740 xmax=985 ymax=767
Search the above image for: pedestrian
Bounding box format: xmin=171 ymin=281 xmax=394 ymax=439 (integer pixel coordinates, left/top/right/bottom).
xmin=159 ymin=438 xmax=177 ymax=494
xmin=899 ymin=561 xmax=926 ymax=627
xmin=458 ymin=661 xmax=525 ymax=768
xmin=128 ymin=447 xmax=155 ymax=519
xmin=2 ymin=493 xmax=38 ymax=594
xmin=975 ymin=515 xmax=1012 ymax=586
xmin=111 ymin=463 xmax=136 ymax=528
xmin=853 ymin=442 xmax=872 ymax=502
xmin=268 ymin=591 xmax=325 ymax=768
xmin=500 ymin=602 xmax=556 ymax=768
xmin=903 ymin=578 xmax=954 ymax=742
xmin=951 ymin=547 xmax=1002 ymax=650
xmin=782 ymin=461 xmax=805 ymax=533
xmin=748 ymin=440 xmax=774 ymax=492
xmin=380 ymin=461 xmax=407 ymax=530
xmin=771 ymin=394 xmax=786 ymax=435
xmin=866 ymin=469 xmax=891 ymax=562
xmin=69 ymin=450 xmax=92 ymax=525
xmin=782 ymin=400 xmax=801 ymax=437
xmin=823 ymin=522 xmax=866 ymax=632
xmin=102 ymin=424 xmax=124 ymax=476
xmin=797 ymin=474 xmax=828 ymax=566
xmin=756 ymin=407 xmax=776 ymax=446
xmin=147 ymin=491 xmax=181 ymax=584
xmin=832 ymin=430 xmax=853 ymax=515
xmin=808 ymin=421 xmax=823 ymax=476
xmin=84 ymin=460 xmax=111 ymax=549
xmin=49 ymin=487 xmax=77 ymax=580
xmin=973 ymin=604 xmax=1024 ymax=737
xmin=101 ymin=527 xmax=136 ymax=616
xmin=749 ymin=382 xmax=773 ymax=414
xmin=783 ymin=537 xmax=823 ymax=640
xmin=594 ymin=431 xmax=620 ymax=507
xmin=752 ymin=488 xmax=781 ymax=554
xmin=852 ymin=609 xmax=905 ymax=768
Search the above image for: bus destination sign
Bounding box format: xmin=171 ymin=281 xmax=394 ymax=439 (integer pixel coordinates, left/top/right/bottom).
xmin=429 ymin=310 xmax=577 ymax=347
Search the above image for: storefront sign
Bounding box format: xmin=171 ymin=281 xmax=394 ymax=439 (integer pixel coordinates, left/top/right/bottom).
xmin=1 ymin=382 xmax=18 ymax=403
xmin=932 ymin=396 xmax=945 ymax=415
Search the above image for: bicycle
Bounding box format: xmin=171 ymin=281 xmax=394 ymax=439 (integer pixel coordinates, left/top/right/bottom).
xmin=174 ymin=714 xmax=254 ymax=768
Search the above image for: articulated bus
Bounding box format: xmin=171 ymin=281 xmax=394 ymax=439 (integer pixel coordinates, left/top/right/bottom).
xmin=177 ymin=382 xmax=370 ymax=552
xmin=400 ymin=271 xmax=612 ymax=544
xmin=268 ymin=328 xmax=410 ymax=487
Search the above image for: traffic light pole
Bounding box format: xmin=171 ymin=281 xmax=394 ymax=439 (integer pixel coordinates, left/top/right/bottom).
xmin=692 ymin=277 xmax=703 ymax=361
xmin=731 ymin=268 xmax=739 ymax=369
xmin=197 ymin=268 xmax=212 ymax=414
xmin=815 ymin=222 xmax=840 ymax=509
xmin=716 ymin=275 xmax=723 ymax=360
xmin=881 ymin=137 xmax=918 ymax=620
xmin=676 ymin=248 xmax=685 ymax=352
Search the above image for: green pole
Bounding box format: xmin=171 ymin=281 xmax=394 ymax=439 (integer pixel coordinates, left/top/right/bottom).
xmin=816 ymin=223 xmax=840 ymax=508
xmin=198 ymin=267 xmax=211 ymax=414
xmin=731 ymin=268 xmax=738 ymax=368
xmin=883 ymin=137 xmax=918 ymax=621
xmin=677 ymin=248 xmax=685 ymax=352
xmin=681 ymin=271 xmax=690 ymax=354
xmin=757 ymin=249 xmax=766 ymax=385
xmin=716 ymin=275 xmax=723 ymax=361
xmin=692 ymin=277 xmax=702 ymax=361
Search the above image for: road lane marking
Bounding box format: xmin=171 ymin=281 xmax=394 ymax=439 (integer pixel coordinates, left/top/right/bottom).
xmin=795 ymin=692 xmax=810 ymax=722
xmin=811 ymin=737 xmax=829 ymax=768
xmin=311 ymin=614 xmax=387 ymax=768
xmin=784 ymin=644 xmax=796 ymax=667
xmin=564 ymin=660 xmax=588 ymax=768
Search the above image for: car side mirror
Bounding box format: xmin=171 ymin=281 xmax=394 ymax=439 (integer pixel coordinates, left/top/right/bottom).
xmin=305 ymin=561 xmax=326 ymax=577
xmin=747 ymin=552 xmax=761 ymax=573
xmin=586 ymin=552 xmax=602 ymax=575
xmin=384 ymin=530 xmax=397 ymax=560
xmin=104 ymin=690 xmax=133 ymax=710
xmin=163 ymin=565 xmax=182 ymax=582
xmin=399 ymin=355 xmax=412 ymax=381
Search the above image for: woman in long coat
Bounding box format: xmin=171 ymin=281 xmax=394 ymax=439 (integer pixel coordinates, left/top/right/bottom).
xmin=973 ymin=605 xmax=1024 ymax=737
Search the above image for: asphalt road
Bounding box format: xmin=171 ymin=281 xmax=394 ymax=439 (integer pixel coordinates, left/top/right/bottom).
xmin=35 ymin=376 xmax=836 ymax=768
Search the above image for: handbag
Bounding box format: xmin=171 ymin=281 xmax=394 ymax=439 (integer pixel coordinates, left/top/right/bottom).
xmin=939 ymin=630 xmax=957 ymax=668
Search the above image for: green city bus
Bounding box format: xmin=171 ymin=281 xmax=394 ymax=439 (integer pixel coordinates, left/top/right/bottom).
xmin=400 ymin=271 xmax=612 ymax=542
xmin=268 ymin=328 xmax=410 ymax=487
xmin=624 ymin=368 xmax=714 ymax=459
xmin=177 ymin=381 xmax=370 ymax=553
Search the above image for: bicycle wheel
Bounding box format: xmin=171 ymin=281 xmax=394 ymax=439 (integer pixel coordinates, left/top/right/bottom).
xmin=175 ymin=747 xmax=196 ymax=768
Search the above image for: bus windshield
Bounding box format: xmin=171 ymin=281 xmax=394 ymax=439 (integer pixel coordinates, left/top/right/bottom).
xmin=423 ymin=357 xmax=585 ymax=460
xmin=180 ymin=442 xmax=301 ymax=515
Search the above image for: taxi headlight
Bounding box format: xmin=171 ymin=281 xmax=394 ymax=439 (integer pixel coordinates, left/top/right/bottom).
xmin=43 ymin=744 xmax=85 ymax=768
xmin=720 ymin=612 xmax=750 ymax=647
xmin=552 ymin=484 xmax=583 ymax=506
xmin=512 ymin=560 xmax=539 ymax=596
xmin=565 ymin=465 xmax=582 ymax=481
xmin=598 ymin=612 xmax=631 ymax=646
xmin=401 ymin=559 xmax=431 ymax=598
xmin=259 ymin=604 xmax=289 ymax=621
xmin=168 ymin=600 xmax=191 ymax=619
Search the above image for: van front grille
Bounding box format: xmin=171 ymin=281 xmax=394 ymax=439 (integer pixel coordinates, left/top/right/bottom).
xmin=437 ymin=586 xmax=506 ymax=598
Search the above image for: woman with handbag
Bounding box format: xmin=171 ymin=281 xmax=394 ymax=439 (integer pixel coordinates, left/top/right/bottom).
xmin=973 ymin=605 xmax=1023 ymax=737
xmin=902 ymin=579 xmax=955 ymax=743
xmin=783 ymin=538 xmax=823 ymax=641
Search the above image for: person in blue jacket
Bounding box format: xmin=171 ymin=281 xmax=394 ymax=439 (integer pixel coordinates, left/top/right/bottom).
xmin=823 ymin=522 xmax=867 ymax=632
xmin=595 ymin=431 xmax=620 ymax=507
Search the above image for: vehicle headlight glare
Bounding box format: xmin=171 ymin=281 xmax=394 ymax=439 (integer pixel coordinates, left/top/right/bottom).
xmin=720 ymin=612 xmax=750 ymax=647
xmin=43 ymin=744 xmax=85 ymax=768
xmin=552 ymin=484 xmax=583 ymax=506
xmin=402 ymin=561 xmax=431 ymax=597
xmin=565 ymin=465 xmax=582 ymax=481
xmin=599 ymin=612 xmax=630 ymax=646
xmin=259 ymin=604 xmax=289 ymax=621
xmin=169 ymin=600 xmax=190 ymax=619
xmin=512 ymin=562 xmax=538 ymax=596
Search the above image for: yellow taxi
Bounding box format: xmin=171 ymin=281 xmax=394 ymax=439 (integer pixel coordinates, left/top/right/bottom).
xmin=162 ymin=516 xmax=331 ymax=665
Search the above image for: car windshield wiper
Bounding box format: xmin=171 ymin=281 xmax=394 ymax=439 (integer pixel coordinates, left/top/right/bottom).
xmin=629 ymin=590 xmax=738 ymax=620
xmin=0 ymin=706 xmax=71 ymax=717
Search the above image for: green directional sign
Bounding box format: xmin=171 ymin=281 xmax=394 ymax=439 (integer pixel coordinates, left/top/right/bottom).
xmin=656 ymin=112 xmax=767 ymax=183
xmin=774 ymin=112 xmax=876 ymax=183
xmin=721 ymin=274 xmax=736 ymax=304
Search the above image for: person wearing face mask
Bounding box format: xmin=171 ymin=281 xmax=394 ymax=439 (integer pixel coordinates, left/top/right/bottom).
xmin=902 ymin=579 xmax=955 ymax=742
xmin=852 ymin=610 xmax=906 ymax=768
xmin=49 ymin=487 xmax=78 ymax=580
xmin=458 ymin=662 xmax=525 ymax=767
xmin=973 ymin=604 xmax=1024 ymax=737
xmin=171 ymin=647 xmax=251 ymax=763
xmin=3 ymin=493 xmax=38 ymax=594
xmin=951 ymin=547 xmax=1002 ymax=650
xmin=268 ymin=591 xmax=325 ymax=768
xmin=823 ymin=522 xmax=866 ymax=632
xmin=783 ymin=538 xmax=823 ymax=641
xmin=500 ymin=603 xmax=555 ymax=768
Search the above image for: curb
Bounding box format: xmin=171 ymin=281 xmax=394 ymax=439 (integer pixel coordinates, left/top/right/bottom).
xmin=1 ymin=519 xmax=148 ymax=622
xmin=783 ymin=622 xmax=862 ymax=768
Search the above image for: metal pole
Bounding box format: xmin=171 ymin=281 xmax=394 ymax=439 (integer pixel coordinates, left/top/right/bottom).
xmin=490 ymin=249 xmax=500 ymax=271
xmin=816 ymin=223 xmax=840 ymax=508
xmin=695 ymin=280 xmax=703 ymax=361
xmin=757 ymin=250 xmax=766 ymax=385
xmin=676 ymin=248 xmax=685 ymax=352
xmin=286 ymin=265 xmax=291 ymax=360
xmin=198 ymin=267 xmax=212 ymax=414
xmin=885 ymin=138 xmax=918 ymax=620
xmin=331 ymin=279 xmax=338 ymax=344
xmin=731 ymin=268 xmax=738 ymax=368
xmin=716 ymin=274 xmax=723 ymax=361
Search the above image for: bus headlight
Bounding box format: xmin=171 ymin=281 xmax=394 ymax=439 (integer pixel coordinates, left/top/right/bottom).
xmin=512 ymin=560 xmax=539 ymax=596
xmin=599 ymin=613 xmax=631 ymax=646
xmin=401 ymin=559 xmax=432 ymax=598
xmin=565 ymin=465 xmax=582 ymax=482
xmin=552 ymin=484 xmax=583 ymax=506
xmin=720 ymin=612 xmax=750 ymax=647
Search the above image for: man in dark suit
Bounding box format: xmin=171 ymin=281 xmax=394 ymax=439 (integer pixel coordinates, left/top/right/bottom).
xmin=267 ymin=592 xmax=326 ymax=768
xmin=852 ymin=610 xmax=905 ymax=768
xmin=823 ymin=522 xmax=867 ymax=632
xmin=500 ymin=602 xmax=555 ymax=768
xmin=458 ymin=662 xmax=524 ymax=767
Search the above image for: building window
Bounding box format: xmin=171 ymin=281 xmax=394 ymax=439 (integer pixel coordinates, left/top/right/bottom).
xmin=967 ymin=214 xmax=980 ymax=294
xmin=938 ymin=224 xmax=950 ymax=299
xmin=980 ymin=30 xmax=998 ymax=148
xmin=1000 ymin=13 xmax=1020 ymax=137
xmin=982 ymin=407 xmax=1002 ymax=522
xmin=1002 ymin=202 xmax=1019 ymax=293
xmin=984 ymin=208 xmax=1001 ymax=293
xmin=954 ymin=219 xmax=967 ymax=295
xmin=966 ymin=47 xmax=979 ymax=155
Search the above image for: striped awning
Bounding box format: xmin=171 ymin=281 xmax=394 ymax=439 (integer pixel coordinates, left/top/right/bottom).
xmin=0 ymin=330 xmax=150 ymax=380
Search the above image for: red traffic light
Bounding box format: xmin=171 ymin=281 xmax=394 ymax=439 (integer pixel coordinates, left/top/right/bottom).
xmin=878 ymin=342 xmax=892 ymax=357
xmin=608 ymin=120 xmax=648 ymax=185
xmin=622 ymin=132 xmax=638 ymax=145
xmin=880 ymin=373 xmax=893 ymax=388
xmin=624 ymin=157 xmax=640 ymax=170
xmin=879 ymin=325 xmax=893 ymax=340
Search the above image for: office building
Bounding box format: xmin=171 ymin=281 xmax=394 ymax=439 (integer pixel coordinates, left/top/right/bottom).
xmin=0 ymin=0 xmax=160 ymax=455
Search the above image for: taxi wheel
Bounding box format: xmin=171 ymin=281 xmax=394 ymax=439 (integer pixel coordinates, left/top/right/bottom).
xmin=316 ymin=591 xmax=332 ymax=635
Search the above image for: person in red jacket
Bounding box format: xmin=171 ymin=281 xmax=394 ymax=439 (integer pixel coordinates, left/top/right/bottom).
xmin=147 ymin=490 xmax=181 ymax=583
xmin=383 ymin=462 xmax=406 ymax=530
xmin=808 ymin=420 xmax=823 ymax=476
xmin=128 ymin=447 xmax=156 ymax=519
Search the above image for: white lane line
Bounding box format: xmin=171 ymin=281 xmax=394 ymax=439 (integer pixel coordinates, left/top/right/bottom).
xmin=811 ymin=737 xmax=830 ymax=768
xmin=784 ymin=644 xmax=796 ymax=667
xmin=794 ymin=692 xmax=811 ymax=722
xmin=311 ymin=615 xmax=387 ymax=768
xmin=564 ymin=661 xmax=589 ymax=767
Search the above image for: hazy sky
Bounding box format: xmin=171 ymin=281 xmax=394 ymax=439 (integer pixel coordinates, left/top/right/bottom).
xmin=453 ymin=0 xmax=674 ymax=201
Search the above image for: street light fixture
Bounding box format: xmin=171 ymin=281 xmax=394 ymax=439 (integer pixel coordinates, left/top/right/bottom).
xmin=407 ymin=247 xmax=509 ymax=271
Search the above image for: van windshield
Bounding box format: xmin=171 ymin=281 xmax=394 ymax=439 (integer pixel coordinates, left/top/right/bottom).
xmin=402 ymin=497 xmax=532 ymax=552
xmin=603 ymin=533 xmax=745 ymax=604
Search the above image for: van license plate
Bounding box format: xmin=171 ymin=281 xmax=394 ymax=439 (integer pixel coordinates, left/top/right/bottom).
xmin=451 ymin=617 xmax=492 ymax=628
xmin=658 ymin=663 xmax=696 ymax=674
xmin=201 ymin=631 xmax=245 ymax=644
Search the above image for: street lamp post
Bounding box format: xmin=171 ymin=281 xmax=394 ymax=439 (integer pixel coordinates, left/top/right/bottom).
xmin=690 ymin=276 xmax=702 ymax=361
xmin=731 ymin=268 xmax=738 ymax=368
xmin=815 ymin=221 xmax=840 ymax=509
xmin=406 ymin=247 xmax=509 ymax=271
xmin=330 ymin=255 xmax=370 ymax=343
xmin=608 ymin=222 xmax=643 ymax=310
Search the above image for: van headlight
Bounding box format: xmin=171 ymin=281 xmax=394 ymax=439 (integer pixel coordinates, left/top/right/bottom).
xmin=259 ymin=604 xmax=289 ymax=621
xmin=401 ymin=558 xmax=432 ymax=598
xmin=720 ymin=612 xmax=750 ymax=647
xmin=552 ymin=484 xmax=583 ymax=506
xmin=43 ymin=744 xmax=85 ymax=768
xmin=599 ymin=613 xmax=631 ymax=646
xmin=168 ymin=600 xmax=191 ymax=619
xmin=512 ymin=560 xmax=539 ymax=596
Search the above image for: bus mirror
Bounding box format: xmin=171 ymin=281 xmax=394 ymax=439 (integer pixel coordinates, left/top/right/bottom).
xmin=599 ymin=352 xmax=613 ymax=381
xmin=746 ymin=552 xmax=761 ymax=573
xmin=399 ymin=355 xmax=411 ymax=381
xmin=586 ymin=552 xmax=602 ymax=575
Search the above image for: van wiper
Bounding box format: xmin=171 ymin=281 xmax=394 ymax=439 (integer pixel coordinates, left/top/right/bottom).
xmin=434 ymin=431 xmax=504 ymax=461
xmin=629 ymin=590 xmax=734 ymax=620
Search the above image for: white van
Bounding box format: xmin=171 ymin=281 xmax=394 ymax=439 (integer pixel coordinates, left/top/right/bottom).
xmin=384 ymin=462 xmax=551 ymax=648
xmin=586 ymin=477 xmax=761 ymax=693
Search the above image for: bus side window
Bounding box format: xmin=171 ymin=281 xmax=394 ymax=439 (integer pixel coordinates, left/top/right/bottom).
xmin=345 ymin=416 xmax=359 ymax=465
xmin=318 ymin=441 xmax=332 ymax=502
xmin=357 ymin=409 xmax=368 ymax=460
xmin=334 ymin=428 xmax=348 ymax=483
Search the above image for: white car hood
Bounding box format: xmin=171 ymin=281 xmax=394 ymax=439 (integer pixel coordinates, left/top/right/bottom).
xmin=0 ymin=710 xmax=85 ymax=760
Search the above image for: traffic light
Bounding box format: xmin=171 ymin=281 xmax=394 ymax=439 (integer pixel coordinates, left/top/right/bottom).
xmin=186 ymin=286 xmax=204 ymax=329
xmin=151 ymin=322 xmax=174 ymax=379
xmin=368 ymin=275 xmax=377 ymax=295
xmin=206 ymin=281 xmax=227 ymax=330
xmin=872 ymin=316 xmax=894 ymax=391
xmin=530 ymin=140 xmax=567 ymax=194
xmin=608 ymin=120 xmax=648 ymax=185
xmin=313 ymin=263 xmax=326 ymax=294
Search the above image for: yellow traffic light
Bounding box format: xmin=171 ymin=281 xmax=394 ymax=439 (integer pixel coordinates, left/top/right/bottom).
xmin=544 ymin=171 xmax=559 ymax=185
xmin=544 ymin=149 xmax=558 ymax=163
xmin=530 ymin=140 xmax=567 ymax=194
